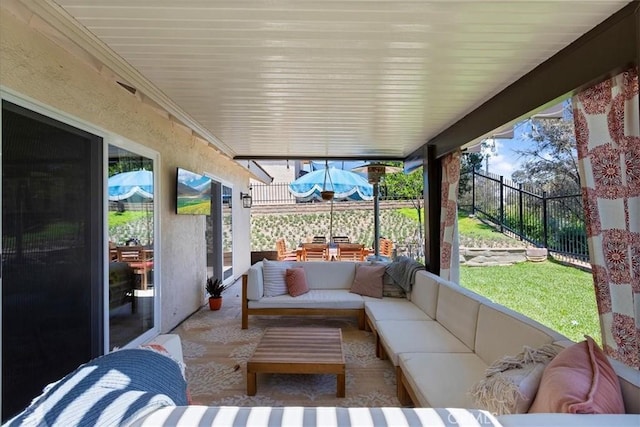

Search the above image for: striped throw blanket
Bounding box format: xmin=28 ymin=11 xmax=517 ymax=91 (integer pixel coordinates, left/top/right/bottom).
xmin=5 ymin=348 xmax=188 ymax=427
xmin=131 ymin=406 xmax=502 ymax=427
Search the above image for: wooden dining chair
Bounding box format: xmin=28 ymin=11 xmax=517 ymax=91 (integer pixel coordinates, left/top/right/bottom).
xmin=379 ymin=238 xmax=394 ymax=259
xmin=275 ymin=238 xmax=297 ymax=261
xmin=116 ymin=246 xmax=154 ymax=289
xmin=301 ymin=243 xmax=328 ymax=261
xmin=331 ymin=236 xmax=350 ymax=244
xmin=337 ymin=243 xmax=365 ymax=261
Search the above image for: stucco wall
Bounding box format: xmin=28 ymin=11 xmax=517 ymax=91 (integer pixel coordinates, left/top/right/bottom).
xmin=0 ymin=8 xmax=252 ymax=333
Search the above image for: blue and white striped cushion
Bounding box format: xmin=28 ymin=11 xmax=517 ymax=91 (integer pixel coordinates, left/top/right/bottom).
xmin=262 ymin=259 xmax=291 ymax=296
xmin=131 ymin=406 xmax=503 ymax=427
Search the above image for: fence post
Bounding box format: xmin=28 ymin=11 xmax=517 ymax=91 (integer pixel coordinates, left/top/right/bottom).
xmin=542 ymin=191 xmax=549 ymax=249
xmin=518 ymin=183 xmax=523 ymax=241
xmin=472 ymin=170 xmax=476 ymax=215
xmin=499 ymin=175 xmax=504 ymax=233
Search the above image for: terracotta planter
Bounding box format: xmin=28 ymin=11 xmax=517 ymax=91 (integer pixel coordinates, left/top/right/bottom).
xmin=209 ymin=297 xmax=222 ymax=310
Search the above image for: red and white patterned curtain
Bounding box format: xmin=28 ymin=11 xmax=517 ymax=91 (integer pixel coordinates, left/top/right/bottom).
xmin=572 ymin=67 xmax=639 ymax=369
xmin=440 ymin=150 xmax=461 ymax=282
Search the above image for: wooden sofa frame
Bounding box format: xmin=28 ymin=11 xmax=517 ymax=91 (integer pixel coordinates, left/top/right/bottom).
xmin=241 ymin=275 xmax=365 ymax=330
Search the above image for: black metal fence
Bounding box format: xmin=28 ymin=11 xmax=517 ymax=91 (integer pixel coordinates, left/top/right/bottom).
xmin=251 ymin=182 xmax=298 ymax=205
xmin=251 ymin=182 xmax=409 ymax=205
xmin=472 ymin=170 xmax=588 ymax=261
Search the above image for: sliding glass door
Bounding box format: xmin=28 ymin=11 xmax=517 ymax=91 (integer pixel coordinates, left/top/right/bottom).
xmin=1 ymin=101 xmax=103 ymax=419
xmin=107 ymin=145 xmax=156 ymax=350
xmin=1 ymin=98 xmax=160 ymax=420
xmin=207 ymin=181 xmax=233 ymax=282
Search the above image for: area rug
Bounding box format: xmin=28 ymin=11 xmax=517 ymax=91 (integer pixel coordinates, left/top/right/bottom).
xmin=171 ymin=287 xmax=400 ymax=408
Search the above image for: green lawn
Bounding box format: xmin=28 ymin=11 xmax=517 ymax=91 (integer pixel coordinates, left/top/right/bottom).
xmin=460 ymin=260 xmax=600 ymax=345
xmin=108 ymin=211 xmax=148 ymax=227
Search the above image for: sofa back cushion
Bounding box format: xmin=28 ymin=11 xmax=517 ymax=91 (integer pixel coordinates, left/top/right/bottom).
xmin=475 ymin=303 xmax=564 ymax=365
xmin=409 ymin=271 xmax=440 ymax=318
xmin=294 ymin=261 xmax=357 ymax=289
xmin=435 ymin=281 xmax=482 ymax=350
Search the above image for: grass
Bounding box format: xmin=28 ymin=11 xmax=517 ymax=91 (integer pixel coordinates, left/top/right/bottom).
xmin=108 ymin=211 xmax=148 ymax=227
xmin=396 ymin=207 xmax=422 ymax=222
xmin=460 ymin=260 xmax=600 ymax=345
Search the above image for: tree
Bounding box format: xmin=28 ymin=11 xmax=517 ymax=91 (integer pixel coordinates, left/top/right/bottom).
xmin=511 ymin=113 xmax=580 ymax=196
xmin=458 ymin=152 xmax=484 ymax=210
xmin=381 ymin=164 xmax=424 ymax=241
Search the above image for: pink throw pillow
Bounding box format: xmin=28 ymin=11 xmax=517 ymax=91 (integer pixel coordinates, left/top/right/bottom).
xmin=350 ymin=264 xmax=385 ymax=298
xmin=285 ymin=267 xmax=309 ymax=297
xmin=528 ymin=336 xmax=625 ymax=414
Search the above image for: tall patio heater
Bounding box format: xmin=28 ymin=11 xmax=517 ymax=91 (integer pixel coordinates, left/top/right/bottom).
xmin=352 ymin=163 xmax=401 ymax=260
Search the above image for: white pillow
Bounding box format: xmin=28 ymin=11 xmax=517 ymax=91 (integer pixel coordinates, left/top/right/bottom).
xmin=470 ymin=343 xmax=561 ymax=415
xmin=262 ymin=259 xmax=290 ymax=296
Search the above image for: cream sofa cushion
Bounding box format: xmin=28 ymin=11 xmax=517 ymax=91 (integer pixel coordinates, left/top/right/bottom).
xmin=436 ymin=282 xmax=486 ymax=350
xmin=474 ymin=303 xmax=563 ymax=366
xmin=376 ymin=320 xmax=471 ymax=366
xmin=364 ymin=298 xmax=433 ymax=325
xmin=399 ymin=352 xmax=487 ymax=408
xmin=293 ymin=261 xmax=357 ymax=289
xmin=409 ymin=271 xmax=440 ymax=318
xmin=247 ymin=289 xmax=364 ymax=310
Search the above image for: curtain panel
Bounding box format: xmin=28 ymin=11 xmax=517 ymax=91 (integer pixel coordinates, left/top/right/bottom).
xmin=572 ymin=67 xmax=640 ymax=369
xmin=440 ymin=150 xmax=461 ymax=282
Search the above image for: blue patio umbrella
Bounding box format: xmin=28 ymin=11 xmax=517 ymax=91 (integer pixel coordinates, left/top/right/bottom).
xmin=288 ymin=167 xmax=373 ymax=202
xmin=108 ymin=169 xmax=154 ymax=201
xmin=289 ymin=167 xmax=373 ymax=240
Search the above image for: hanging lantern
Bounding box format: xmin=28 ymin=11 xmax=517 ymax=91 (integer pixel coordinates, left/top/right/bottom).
xmin=320 ymin=160 xmax=334 ymax=200
xmin=320 ymin=190 xmax=335 ymax=200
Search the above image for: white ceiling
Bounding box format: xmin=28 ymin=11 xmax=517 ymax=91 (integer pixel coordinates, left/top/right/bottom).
xmin=44 ymin=1 xmax=630 ymax=159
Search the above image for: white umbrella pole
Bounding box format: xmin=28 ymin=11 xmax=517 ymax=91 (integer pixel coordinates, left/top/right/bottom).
xmin=329 ymin=198 xmax=334 ymax=240
xmin=373 ymin=183 xmax=380 ymax=258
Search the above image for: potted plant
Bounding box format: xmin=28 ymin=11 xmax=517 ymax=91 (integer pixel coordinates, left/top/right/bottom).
xmin=206 ymin=277 xmax=231 ymax=310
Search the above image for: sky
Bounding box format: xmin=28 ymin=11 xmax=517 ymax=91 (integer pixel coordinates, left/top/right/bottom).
xmin=485 ymin=137 xmax=527 ymax=180
xmin=484 ymin=100 xmax=570 ymax=180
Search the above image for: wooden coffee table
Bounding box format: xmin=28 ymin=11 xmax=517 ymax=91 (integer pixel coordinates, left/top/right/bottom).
xmin=247 ymin=327 xmax=346 ymax=397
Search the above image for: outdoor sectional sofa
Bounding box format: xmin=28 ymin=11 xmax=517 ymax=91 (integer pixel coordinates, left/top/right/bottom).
xmin=241 ymin=259 xmax=640 ymax=425
xmin=8 ymin=260 xmax=639 ymax=426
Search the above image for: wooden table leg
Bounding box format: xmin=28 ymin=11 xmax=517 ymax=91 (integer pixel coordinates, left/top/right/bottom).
xmin=247 ymin=371 xmax=257 ymax=396
xmin=336 ymin=373 xmax=345 ymax=397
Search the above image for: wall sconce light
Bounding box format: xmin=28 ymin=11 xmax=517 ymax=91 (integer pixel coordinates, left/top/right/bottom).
xmin=240 ymin=192 xmax=253 ymax=208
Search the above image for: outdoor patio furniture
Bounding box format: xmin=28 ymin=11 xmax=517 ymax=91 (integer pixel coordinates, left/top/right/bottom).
xmin=116 ymin=246 xmax=153 ymax=290
xmin=379 ymin=238 xmax=394 ymax=259
xmin=300 ymin=243 xmax=328 ymax=261
xmin=331 ymin=236 xmax=350 ymax=244
xmin=247 ymin=327 xmax=346 ymax=397
xmin=311 ymin=236 xmax=327 ymax=244
xmin=275 ymin=238 xmax=297 ymax=261
xmin=337 ymin=243 xmax=365 ymax=261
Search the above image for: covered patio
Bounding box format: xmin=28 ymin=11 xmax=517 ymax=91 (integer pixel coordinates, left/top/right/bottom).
xmin=1 ymin=0 xmax=638 ymax=422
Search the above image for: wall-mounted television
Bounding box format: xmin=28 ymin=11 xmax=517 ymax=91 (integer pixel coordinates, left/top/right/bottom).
xmin=176 ymin=167 xmax=212 ymax=215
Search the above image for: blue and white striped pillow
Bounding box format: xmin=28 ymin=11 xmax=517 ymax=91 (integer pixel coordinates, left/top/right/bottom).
xmin=262 ymin=259 xmax=291 ymax=297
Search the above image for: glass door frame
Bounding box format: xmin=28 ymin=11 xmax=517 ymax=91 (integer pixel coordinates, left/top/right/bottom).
xmin=0 ymin=88 xmax=162 ymax=356
xmin=104 ymin=138 xmax=161 ymax=351
xmin=205 ymin=174 xmax=235 ymax=287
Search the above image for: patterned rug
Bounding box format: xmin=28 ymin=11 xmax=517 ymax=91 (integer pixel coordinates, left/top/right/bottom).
xmin=171 ymin=286 xmax=400 ymax=408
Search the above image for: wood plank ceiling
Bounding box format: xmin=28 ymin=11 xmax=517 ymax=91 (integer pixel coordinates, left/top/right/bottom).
xmin=49 ymin=0 xmax=630 ymax=160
